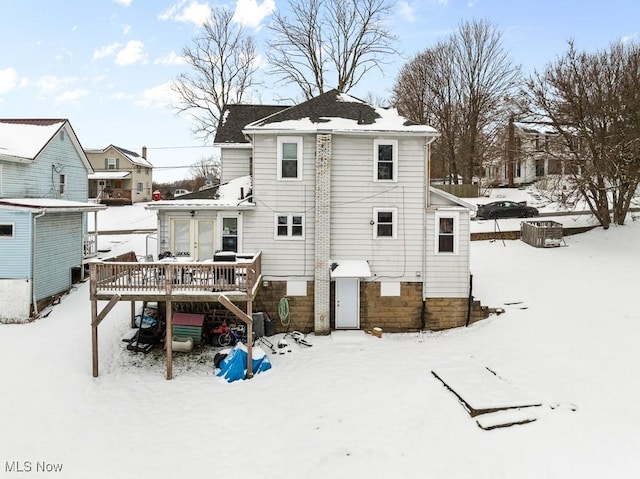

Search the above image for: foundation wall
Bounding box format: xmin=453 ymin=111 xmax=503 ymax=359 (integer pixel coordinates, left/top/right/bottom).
xmin=255 ymin=280 xmax=489 ymax=333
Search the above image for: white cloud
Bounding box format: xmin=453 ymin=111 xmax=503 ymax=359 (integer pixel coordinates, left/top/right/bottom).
xmin=621 ymin=32 xmax=639 ymax=44
xmin=233 ymin=0 xmax=275 ymax=29
xmin=122 ymin=24 xmax=132 ymax=35
xmin=159 ymin=1 xmax=211 ymax=26
xmin=155 ymin=51 xmax=187 ymax=65
xmin=94 ymin=42 xmax=121 ymax=60
xmin=28 ymin=75 xmax=79 ymax=96
xmin=0 ymin=67 xmax=18 ymax=94
xmin=113 ymin=0 xmax=132 ymax=6
xmin=135 ymin=81 xmax=179 ymax=109
xmin=55 ymin=89 xmax=90 ymax=105
xmin=116 ymin=40 xmax=147 ymax=66
xmin=398 ymin=1 xmax=416 ymax=22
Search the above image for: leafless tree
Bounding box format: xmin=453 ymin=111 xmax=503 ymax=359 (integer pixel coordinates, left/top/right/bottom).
xmin=173 ymin=7 xmax=259 ymax=141
xmin=267 ymin=0 xmax=398 ymax=100
xmin=392 ymin=20 xmax=521 ymax=183
xmin=189 ymin=156 xmax=221 ymax=191
xmin=526 ymin=41 xmax=640 ymax=228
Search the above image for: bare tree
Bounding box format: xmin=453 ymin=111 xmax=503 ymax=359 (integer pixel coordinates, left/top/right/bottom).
xmin=526 ymin=41 xmax=640 ymax=228
xmin=173 ymin=7 xmax=259 ymax=141
xmin=267 ymin=0 xmax=398 ymax=100
xmin=189 ymin=156 xmax=221 ymax=191
xmin=392 ymin=20 xmax=521 ymax=183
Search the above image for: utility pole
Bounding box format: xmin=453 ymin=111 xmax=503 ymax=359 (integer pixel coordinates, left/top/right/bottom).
xmin=507 ymin=115 xmax=515 ymax=187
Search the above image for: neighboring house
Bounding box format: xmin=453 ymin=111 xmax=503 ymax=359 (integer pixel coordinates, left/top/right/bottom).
xmin=0 ymin=119 xmax=105 ymax=322
xmin=146 ymin=90 xmax=484 ymax=333
xmin=484 ymin=118 xmax=572 ymax=187
xmin=86 ymin=145 xmax=153 ymax=203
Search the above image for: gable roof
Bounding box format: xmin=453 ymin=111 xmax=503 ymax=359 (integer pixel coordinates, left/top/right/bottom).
xmin=429 ymin=187 xmax=477 ymax=211
xmin=214 ymin=104 xmax=290 ymax=145
xmin=85 ymin=144 xmax=153 ymax=168
xmin=245 ymin=89 xmax=438 ymax=136
xmin=0 ymin=119 xmax=93 ymax=171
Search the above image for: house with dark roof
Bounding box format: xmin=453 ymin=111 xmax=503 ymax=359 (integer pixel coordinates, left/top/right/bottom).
xmin=0 ymin=119 xmax=105 ymax=322
xmin=144 ymin=90 xmax=486 ymax=333
xmin=85 ymin=145 xmax=153 ymax=203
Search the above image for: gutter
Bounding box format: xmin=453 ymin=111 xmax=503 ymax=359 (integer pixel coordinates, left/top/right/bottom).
xmin=32 ymin=209 xmax=46 ymax=316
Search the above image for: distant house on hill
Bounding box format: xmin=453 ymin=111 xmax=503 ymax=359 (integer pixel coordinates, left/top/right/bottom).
xmin=0 ymin=119 xmax=105 ymax=322
xmin=85 ymin=145 xmax=153 ymax=204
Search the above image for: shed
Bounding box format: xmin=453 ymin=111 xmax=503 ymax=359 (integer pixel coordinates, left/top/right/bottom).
xmin=520 ymin=220 xmax=563 ymax=248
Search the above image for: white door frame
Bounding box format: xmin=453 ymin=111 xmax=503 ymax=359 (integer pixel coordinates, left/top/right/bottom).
xmin=335 ymin=277 xmax=360 ymax=329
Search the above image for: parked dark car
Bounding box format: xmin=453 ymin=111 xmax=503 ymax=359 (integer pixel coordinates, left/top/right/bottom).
xmin=475 ymin=201 xmax=539 ymax=219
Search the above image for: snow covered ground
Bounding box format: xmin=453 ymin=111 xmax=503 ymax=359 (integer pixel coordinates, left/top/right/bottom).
xmin=2 ymin=200 xmax=640 ymax=478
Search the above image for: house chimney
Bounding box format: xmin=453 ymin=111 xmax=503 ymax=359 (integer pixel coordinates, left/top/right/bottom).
xmin=142 ymin=146 xmax=147 ymax=159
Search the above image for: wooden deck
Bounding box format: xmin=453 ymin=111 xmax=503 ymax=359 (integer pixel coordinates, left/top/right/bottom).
xmin=89 ymin=252 xmax=262 ymax=302
xmin=89 ymin=252 xmax=262 ymax=380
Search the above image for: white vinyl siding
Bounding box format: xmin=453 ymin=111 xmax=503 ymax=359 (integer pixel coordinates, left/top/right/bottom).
xmin=243 ymin=134 xmax=315 ymax=279
xmin=220 ymin=147 xmax=252 ymax=184
xmin=330 ymin=135 xmax=426 ymax=281
xmin=425 ymin=208 xmax=470 ymax=298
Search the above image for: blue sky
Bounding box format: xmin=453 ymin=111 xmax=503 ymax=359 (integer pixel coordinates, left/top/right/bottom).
xmin=1 ymin=0 xmax=638 ymax=183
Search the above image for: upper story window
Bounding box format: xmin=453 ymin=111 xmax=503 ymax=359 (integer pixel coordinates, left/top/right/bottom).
xmin=106 ymin=158 xmax=118 ymax=170
xmin=374 ymin=139 xmax=398 ymax=182
xmin=277 ymin=136 xmax=303 ymax=180
xmin=59 ymin=174 xmax=66 ymax=195
xmin=436 ymin=212 xmax=459 ymax=254
xmin=373 ymin=207 xmax=397 ymax=239
xmin=275 ymin=214 xmax=304 ymax=239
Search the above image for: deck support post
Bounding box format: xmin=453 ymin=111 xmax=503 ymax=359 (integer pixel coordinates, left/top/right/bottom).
xmin=166 ymin=301 xmax=173 ymax=380
xmin=217 ymin=295 xmax=253 ymax=379
xmin=91 ymin=299 xmax=99 ymax=377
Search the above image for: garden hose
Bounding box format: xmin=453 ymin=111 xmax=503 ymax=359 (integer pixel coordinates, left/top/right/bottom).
xmin=278 ymin=297 xmax=291 ymax=328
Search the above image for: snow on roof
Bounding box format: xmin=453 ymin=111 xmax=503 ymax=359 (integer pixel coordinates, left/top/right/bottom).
xmin=88 ymin=171 xmax=131 ymax=180
xmin=245 ymin=90 xmax=437 ymax=135
xmin=146 ymin=176 xmax=253 ymax=210
xmin=0 ymin=198 xmax=106 ymax=212
xmin=330 ymin=260 xmax=372 ymax=278
xmin=0 ymin=119 xmax=65 ymax=160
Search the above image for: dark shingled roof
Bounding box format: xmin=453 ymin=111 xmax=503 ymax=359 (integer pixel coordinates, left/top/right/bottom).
xmin=252 ymin=89 xmax=386 ymax=127
xmin=214 ymin=104 xmax=289 ymax=144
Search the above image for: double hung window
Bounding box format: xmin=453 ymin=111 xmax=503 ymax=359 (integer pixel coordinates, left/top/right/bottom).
xmin=277 ymin=137 xmax=303 ymax=180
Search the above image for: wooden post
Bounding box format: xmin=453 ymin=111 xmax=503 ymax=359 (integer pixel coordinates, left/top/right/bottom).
xmin=246 ymin=299 xmax=253 ymax=379
xmin=166 ymin=300 xmax=173 ymax=380
xmin=91 ymin=299 xmax=99 ymax=377
xmin=130 ymin=300 xmax=136 ymax=328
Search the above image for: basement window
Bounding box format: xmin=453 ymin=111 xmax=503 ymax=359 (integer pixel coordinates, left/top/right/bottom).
xmin=0 ymin=223 xmax=14 ymax=238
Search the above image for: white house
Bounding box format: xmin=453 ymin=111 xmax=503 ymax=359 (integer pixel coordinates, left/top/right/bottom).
xmin=146 ymin=90 xmax=485 ymax=333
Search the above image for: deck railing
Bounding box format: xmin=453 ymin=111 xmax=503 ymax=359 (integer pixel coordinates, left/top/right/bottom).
xmin=89 ymin=251 xmax=262 ymax=297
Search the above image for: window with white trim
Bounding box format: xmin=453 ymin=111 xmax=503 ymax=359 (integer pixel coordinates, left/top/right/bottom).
xmin=106 ymin=158 xmax=117 ymax=169
xmin=373 ymin=208 xmax=397 ymax=239
xmin=0 ymin=223 xmax=14 ymax=238
xmin=373 ymin=139 xmax=398 ymax=181
xmin=136 ymin=182 xmax=143 ymax=192
xmin=222 ymin=217 xmax=238 ymax=252
xmin=59 ymin=174 xmax=66 ymax=195
xmin=277 ymin=136 xmax=303 ymax=180
xmin=435 ymin=212 xmax=459 ymax=254
xmin=275 ymin=214 xmax=305 ymax=239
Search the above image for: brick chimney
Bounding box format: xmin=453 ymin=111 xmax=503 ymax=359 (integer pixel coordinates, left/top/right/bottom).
xmin=142 ymin=145 xmax=147 ymax=159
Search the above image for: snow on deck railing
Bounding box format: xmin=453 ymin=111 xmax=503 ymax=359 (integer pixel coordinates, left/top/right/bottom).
xmin=89 ymin=251 xmax=262 ymax=296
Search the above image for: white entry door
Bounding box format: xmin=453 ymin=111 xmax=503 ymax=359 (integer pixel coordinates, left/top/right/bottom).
xmin=335 ymin=278 xmax=360 ymax=329
xmin=171 ymin=218 xmax=215 ymax=260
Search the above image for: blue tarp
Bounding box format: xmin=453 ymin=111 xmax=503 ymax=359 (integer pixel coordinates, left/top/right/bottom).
xmin=216 ymin=344 xmax=272 ymax=382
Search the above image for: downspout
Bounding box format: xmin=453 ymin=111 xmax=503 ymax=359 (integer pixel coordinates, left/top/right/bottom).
xmin=422 ymin=135 xmax=438 ymax=327
xmin=32 ymin=209 xmax=46 ymax=316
